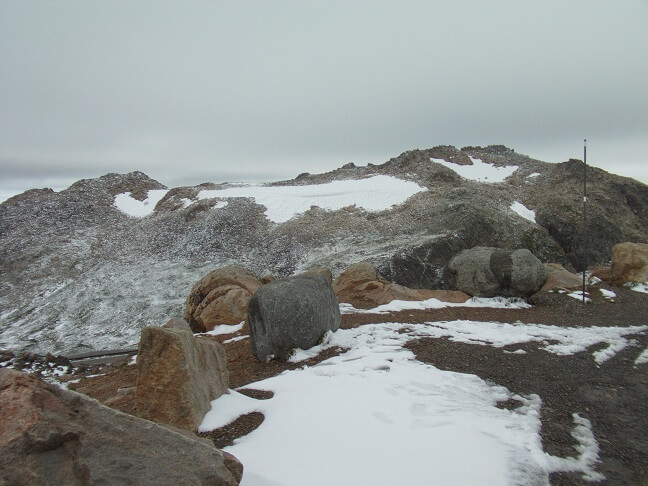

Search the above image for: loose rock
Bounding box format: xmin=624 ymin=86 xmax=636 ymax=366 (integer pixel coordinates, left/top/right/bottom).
xmin=248 ymin=275 xmax=341 ymax=362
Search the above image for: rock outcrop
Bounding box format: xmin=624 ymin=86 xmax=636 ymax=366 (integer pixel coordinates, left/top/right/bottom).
xmin=0 ymin=368 xmax=241 ymax=485
xmin=135 ymin=326 xmax=229 ymax=431
xmin=334 ymin=262 xmax=469 ymax=308
xmin=610 ymin=242 xmax=648 ymax=284
xmin=248 ymin=275 xmax=341 ymax=362
xmin=185 ymin=266 xmax=262 ymax=333
xmin=445 ymin=247 xmax=547 ymax=298
xmin=541 ymin=263 xmax=583 ymax=291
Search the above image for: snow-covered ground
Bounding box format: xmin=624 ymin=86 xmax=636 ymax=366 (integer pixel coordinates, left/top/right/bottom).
xmin=111 ymin=176 xmax=425 ymax=222
xmin=196 ymin=176 xmax=425 ymax=223
xmin=430 ymin=157 xmax=518 ymax=183
xmin=113 ymin=190 xmax=169 ymax=217
xmin=510 ymin=201 xmax=536 ymax=223
xmin=200 ymin=313 xmax=640 ymax=485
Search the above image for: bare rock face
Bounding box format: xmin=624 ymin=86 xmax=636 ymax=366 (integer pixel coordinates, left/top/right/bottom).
xmin=334 ymin=262 xmax=469 ymax=308
xmin=135 ymin=326 xmax=229 ymax=432
xmin=610 ymin=242 xmax=648 ymax=284
xmin=445 ymin=247 xmax=547 ymax=298
xmin=248 ymin=275 xmax=341 ymax=362
xmin=541 ymin=263 xmax=583 ymax=291
xmin=0 ymin=368 xmax=241 ymax=485
xmin=185 ymin=265 xmax=262 ymax=332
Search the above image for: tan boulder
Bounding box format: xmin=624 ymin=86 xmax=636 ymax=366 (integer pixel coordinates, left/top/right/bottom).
xmin=0 ymin=369 xmax=241 ymax=485
xmin=334 ymin=262 xmax=469 ymax=308
xmin=185 ymin=265 xmax=262 ymax=332
xmin=541 ymin=263 xmax=583 ymax=291
xmin=591 ymin=265 xmax=612 ymax=282
xmin=135 ymin=326 xmax=229 ymax=432
xmin=610 ymin=242 xmax=648 ymax=284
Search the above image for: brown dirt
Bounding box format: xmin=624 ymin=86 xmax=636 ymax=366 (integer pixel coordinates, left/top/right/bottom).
xmin=68 ymin=285 xmax=647 ymax=485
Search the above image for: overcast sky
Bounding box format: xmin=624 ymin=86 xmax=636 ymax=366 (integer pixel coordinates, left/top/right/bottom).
xmin=1 ymin=0 xmax=647 ymax=195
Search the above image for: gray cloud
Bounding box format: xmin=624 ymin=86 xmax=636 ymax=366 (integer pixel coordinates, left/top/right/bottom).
xmin=1 ymin=0 xmax=647 ymax=192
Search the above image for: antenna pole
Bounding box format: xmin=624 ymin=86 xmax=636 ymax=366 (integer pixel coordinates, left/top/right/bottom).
xmin=582 ymin=139 xmax=587 ymax=303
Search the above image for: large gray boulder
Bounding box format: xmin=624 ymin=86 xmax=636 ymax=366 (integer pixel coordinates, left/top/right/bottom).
xmin=248 ymin=275 xmax=341 ymax=362
xmin=444 ymin=247 xmax=547 ymax=298
xmin=135 ymin=326 xmax=229 ymax=432
xmin=0 ymin=368 xmax=241 ymax=485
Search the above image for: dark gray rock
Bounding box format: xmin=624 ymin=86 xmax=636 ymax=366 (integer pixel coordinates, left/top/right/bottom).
xmin=248 ymin=275 xmax=341 ymax=362
xmin=0 ymin=368 xmax=241 ymax=485
xmin=444 ymin=247 xmax=547 ymax=298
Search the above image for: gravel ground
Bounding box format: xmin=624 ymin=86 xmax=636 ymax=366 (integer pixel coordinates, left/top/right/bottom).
xmin=66 ymin=285 xmax=647 ymax=485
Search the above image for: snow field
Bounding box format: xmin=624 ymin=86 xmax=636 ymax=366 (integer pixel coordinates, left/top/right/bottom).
xmin=430 ymin=157 xmax=518 ymax=183
xmin=196 ymin=176 xmax=425 ymax=223
xmin=199 ymin=319 xmax=638 ymax=485
xmin=113 ymin=176 xmax=425 ymax=222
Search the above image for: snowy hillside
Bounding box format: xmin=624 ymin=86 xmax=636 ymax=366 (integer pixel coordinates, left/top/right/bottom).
xmin=1 ymin=145 xmax=647 ymax=354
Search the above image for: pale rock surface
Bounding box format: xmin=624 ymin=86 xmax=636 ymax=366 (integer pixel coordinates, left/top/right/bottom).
xmin=610 ymin=242 xmax=648 ymax=284
xmin=541 ymin=263 xmax=583 ymax=291
xmin=135 ymin=326 xmax=229 ymax=431
xmin=185 ymin=265 xmax=262 ymax=332
xmin=0 ymin=368 xmax=241 ymax=486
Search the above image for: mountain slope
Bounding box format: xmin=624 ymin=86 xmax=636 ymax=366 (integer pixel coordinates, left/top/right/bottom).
xmin=1 ymin=145 xmax=646 ymax=354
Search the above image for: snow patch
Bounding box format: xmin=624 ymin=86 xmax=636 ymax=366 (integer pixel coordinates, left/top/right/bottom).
xmin=196 ymin=175 xmax=425 ymax=223
xmin=626 ymin=282 xmax=648 ymax=294
xmin=430 ymin=157 xmax=518 ymax=183
xmin=200 ymin=321 xmax=617 ymax=485
xmin=510 ymin=201 xmax=536 ymax=223
xmin=224 ymin=335 xmax=249 ymax=344
xmin=527 ymin=172 xmax=541 ymax=179
xmin=339 ymin=296 xmax=530 ymax=315
xmin=599 ymin=288 xmax=616 ymax=300
xmin=113 ymin=190 xmax=169 ymax=217
xmin=635 ymin=347 xmax=648 ymax=366
xmin=567 ymin=290 xmax=591 ymax=302
xmin=201 ymin=322 xmax=245 ymax=336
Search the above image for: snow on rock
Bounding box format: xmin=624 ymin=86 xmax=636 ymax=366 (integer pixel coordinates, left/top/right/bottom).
xmin=430 ymin=157 xmax=518 ymax=183
xmin=627 ymin=282 xmax=648 ymax=294
xmin=635 ymin=347 xmax=648 ymax=366
xmin=196 ymin=176 xmax=425 ymax=223
xmin=510 ymin=201 xmax=536 ymax=223
xmin=599 ymin=288 xmax=616 ymax=300
xmin=201 ymin=321 xmax=615 ymax=485
xmin=113 ymin=190 xmax=169 ymax=217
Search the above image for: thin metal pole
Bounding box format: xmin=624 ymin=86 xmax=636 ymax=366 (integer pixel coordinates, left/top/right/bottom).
xmin=582 ymin=139 xmax=587 ymax=303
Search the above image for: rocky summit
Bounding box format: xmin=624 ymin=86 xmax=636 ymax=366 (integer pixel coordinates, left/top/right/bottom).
xmin=1 ymin=145 xmax=647 ymax=354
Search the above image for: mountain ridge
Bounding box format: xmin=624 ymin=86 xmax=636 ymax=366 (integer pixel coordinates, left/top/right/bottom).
xmin=1 ymin=145 xmax=647 ymax=354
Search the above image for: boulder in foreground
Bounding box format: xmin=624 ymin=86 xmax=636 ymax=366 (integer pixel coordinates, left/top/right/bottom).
xmin=0 ymin=368 xmax=241 ymax=485
xmin=248 ymin=275 xmax=341 ymax=361
xmin=445 ymin=247 xmax=547 ymax=298
xmin=135 ymin=326 xmax=229 ymax=431
xmin=610 ymin=242 xmax=648 ymax=284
